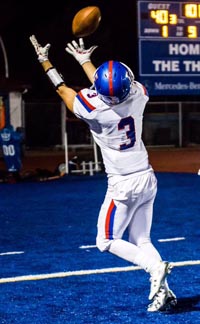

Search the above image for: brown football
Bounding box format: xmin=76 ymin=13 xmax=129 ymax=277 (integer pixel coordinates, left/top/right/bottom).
xmin=72 ymin=6 xmax=101 ymax=37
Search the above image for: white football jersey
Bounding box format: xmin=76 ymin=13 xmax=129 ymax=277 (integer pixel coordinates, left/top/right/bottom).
xmin=73 ymin=81 xmax=150 ymax=176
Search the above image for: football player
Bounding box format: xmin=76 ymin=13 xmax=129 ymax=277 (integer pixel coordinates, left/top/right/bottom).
xmin=30 ymin=35 xmax=177 ymax=311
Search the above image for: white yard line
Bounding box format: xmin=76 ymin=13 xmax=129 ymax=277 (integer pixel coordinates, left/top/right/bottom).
xmin=0 ymin=251 xmax=24 ymax=256
xmin=0 ymin=260 xmax=199 ymax=284
xmin=79 ymin=237 xmax=186 ymax=249
xmin=79 ymin=245 xmax=97 ymax=249
xmin=158 ymin=237 xmax=186 ymax=242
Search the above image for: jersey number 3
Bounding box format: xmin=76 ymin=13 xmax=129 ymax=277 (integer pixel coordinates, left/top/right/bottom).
xmin=118 ymin=116 xmax=136 ymax=150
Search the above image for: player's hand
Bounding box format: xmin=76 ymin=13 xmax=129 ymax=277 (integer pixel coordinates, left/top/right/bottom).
xmin=65 ymin=38 xmax=98 ymax=65
xmin=29 ymin=35 xmax=51 ymax=63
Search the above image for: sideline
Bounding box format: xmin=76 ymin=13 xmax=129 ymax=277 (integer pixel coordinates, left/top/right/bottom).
xmin=0 ymin=260 xmax=200 ymax=284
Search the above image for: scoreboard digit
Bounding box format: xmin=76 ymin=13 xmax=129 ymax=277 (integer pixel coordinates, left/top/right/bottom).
xmin=137 ymin=1 xmax=200 ymax=96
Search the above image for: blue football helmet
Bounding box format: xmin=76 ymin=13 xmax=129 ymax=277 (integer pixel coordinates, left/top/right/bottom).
xmin=94 ymin=60 xmax=134 ymax=105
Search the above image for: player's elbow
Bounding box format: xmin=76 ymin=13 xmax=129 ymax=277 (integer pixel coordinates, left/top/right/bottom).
xmin=56 ymin=86 xmax=76 ymax=113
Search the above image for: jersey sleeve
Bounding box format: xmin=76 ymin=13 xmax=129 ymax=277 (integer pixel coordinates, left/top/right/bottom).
xmin=74 ymin=89 xmax=95 ymax=118
xmin=134 ymin=81 xmax=149 ymax=98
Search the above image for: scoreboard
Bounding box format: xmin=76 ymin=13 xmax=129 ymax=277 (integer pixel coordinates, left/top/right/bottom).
xmin=137 ymin=1 xmax=200 ymax=96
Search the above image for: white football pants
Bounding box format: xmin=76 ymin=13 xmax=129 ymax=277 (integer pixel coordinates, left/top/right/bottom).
xmin=96 ymin=171 xmax=162 ymax=273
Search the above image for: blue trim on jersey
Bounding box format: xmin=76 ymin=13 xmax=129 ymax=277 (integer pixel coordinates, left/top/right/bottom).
xmin=77 ymin=92 xmax=96 ymax=113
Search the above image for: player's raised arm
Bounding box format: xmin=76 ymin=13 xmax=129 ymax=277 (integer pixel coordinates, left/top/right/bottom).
xmin=65 ymin=38 xmax=97 ymax=84
xmin=29 ymin=35 xmax=76 ymax=113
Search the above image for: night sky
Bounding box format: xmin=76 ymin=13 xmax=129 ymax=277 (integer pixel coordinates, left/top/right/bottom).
xmin=0 ymin=0 xmax=138 ymax=101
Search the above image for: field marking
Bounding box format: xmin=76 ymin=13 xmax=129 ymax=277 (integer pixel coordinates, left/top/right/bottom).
xmin=79 ymin=237 xmax=186 ymax=249
xmin=79 ymin=245 xmax=97 ymax=249
xmin=158 ymin=237 xmax=186 ymax=242
xmin=0 ymin=251 xmax=24 ymax=256
xmin=0 ymin=238 xmax=186 ymax=256
xmin=0 ymin=260 xmax=199 ymax=284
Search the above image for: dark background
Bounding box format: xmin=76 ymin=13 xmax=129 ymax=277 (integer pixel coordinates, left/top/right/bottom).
xmin=0 ymin=0 xmax=137 ymax=101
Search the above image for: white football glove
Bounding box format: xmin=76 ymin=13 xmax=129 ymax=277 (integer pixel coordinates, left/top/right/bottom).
xmin=65 ymin=38 xmax=98 ymax=65
xmin=29 ymin=35 xmax=51 ymax=63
